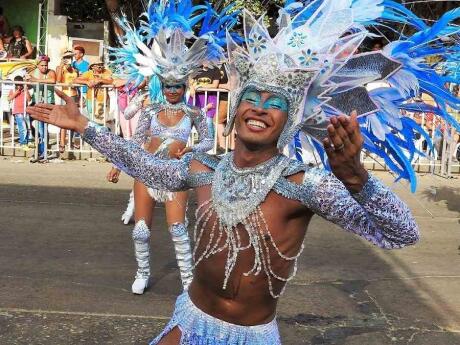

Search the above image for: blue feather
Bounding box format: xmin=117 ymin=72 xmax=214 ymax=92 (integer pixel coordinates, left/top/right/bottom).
xmin=293 ymin=132 xmax=304 ymax=162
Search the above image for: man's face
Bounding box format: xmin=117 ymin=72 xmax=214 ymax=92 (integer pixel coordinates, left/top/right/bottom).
xmin=73 ymin=49 xmax=83 ymax=60
xmin=93 ymin=64 xmax=104 ymax=73
xmin=163 ymin=84 xmax=185 ymax=104
xmin=38 ymin=61 xmax=48 ymax=74
xmin=63 ymin=57 xmax=72 ymax=65
xmin=372 ymin=43 xmax=382 ymax=51
xmin=234 ymin=89 xmax=288 ymax=148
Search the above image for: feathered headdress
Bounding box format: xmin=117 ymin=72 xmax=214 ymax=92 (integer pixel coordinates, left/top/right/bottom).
xmin=224 ymin=0 xmax=460 ymax=191
xmin=109 ymin=0 xmax=240 ymax=99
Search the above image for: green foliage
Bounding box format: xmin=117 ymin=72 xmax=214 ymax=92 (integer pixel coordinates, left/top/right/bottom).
xmin=222 ymin=0 xmax=284 ymax=17
xmin=61 ymin=0 xmax=109 ymax=22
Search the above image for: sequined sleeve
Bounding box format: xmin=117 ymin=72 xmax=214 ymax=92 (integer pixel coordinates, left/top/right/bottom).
xmin=123 ymin=92 xmax=145 ymax=120
xmin=83 ymin=122 xmax=191 ymax=191
xmin=300 ymin=169 xmax=419 ymax=249
xmin=190 ymin=108 xmax=213 ymax=152
xmin=131 ymin=106 xmax=152 ymax=146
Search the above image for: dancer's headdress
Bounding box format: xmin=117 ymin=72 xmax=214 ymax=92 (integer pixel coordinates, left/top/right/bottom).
xmin=224 ymin=0 xmax=460 ymax=191
xmin=109 ymin=0 xmax=240 ymax=99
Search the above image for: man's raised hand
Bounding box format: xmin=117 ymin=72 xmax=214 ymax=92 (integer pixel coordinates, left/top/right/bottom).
xmin=322 ymin=111 xmax=368 ymax=194
xmin=27 ymin=89 xmax=88 ymax=134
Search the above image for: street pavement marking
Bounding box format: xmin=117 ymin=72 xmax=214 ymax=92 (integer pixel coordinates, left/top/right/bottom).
xmin=0 ymin=307 xmax=170 ymax=320
xmin=0 ymin=198 xmax=166 ymax=209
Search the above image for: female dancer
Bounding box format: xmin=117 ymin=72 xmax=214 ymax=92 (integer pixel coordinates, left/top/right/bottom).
xmin=107 ymin=81 xmax=212 ymax=294
xmin=103 ymin=0 xmax=238 ymax=295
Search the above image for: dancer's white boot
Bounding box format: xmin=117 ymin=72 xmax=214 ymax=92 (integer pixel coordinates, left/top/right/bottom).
xmin=132 ymin=220 xmax=150 ymax=294
xmin=121 ymin=191 xmax=135 ymax=225
xmin=169 ymin=222 xmax=193 ymax=290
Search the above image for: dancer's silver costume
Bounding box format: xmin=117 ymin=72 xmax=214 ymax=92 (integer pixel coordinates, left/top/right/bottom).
xmin=130 ymin=101 xmax=212 ymax=293
xmin=132 ymin=102 xmax=212 ymax=201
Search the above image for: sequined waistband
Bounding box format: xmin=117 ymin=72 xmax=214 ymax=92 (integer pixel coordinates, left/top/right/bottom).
xmin=151 ymin=291 xmax=281 ymax=344
xmin=180 ymin=291 xmax=278 ymax=332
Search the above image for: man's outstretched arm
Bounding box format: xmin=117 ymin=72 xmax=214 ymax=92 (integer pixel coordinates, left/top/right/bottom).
xmin=299 ymin=113 xmax=419 ymax=248
xmin=299 ymin=169 xmax=419 ymax=248
xmin=27 ymin=89 xmax=191 ymax=192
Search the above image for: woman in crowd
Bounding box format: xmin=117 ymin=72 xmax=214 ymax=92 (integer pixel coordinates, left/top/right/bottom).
xmin=112 ymin=77 xmax=148 ymax=140
xmin=7 ymin=25 xmax=32 ymax=59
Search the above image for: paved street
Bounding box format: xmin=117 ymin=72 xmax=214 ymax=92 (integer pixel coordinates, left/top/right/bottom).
xmin=0 ymin=157 xmax=459 ymax=344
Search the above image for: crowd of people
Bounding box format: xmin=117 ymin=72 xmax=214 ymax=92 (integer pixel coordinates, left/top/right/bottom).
xmin=2 ymin=46 xmax=105 ymax=161
xmin=2 ymin=42 xmax=233 ymax=162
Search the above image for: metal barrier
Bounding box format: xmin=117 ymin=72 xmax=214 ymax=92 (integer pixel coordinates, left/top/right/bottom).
xmin=188 ymin=87 xmax=234 ymax=154
xmin=1 ymin=79 xmax=459 ymax=176
xmin=360 ymin=110 xmax=460 ymax=177
xmin=0 ymin=80 xmax=121 ymax=160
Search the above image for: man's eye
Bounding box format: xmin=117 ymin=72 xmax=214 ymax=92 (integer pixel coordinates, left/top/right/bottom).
xmin=266 ymin=102 xmax=282 ymax=109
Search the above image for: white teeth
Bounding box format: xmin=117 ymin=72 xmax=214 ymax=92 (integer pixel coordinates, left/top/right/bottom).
xmin=247 ymin=119 xmax=267 ymax=129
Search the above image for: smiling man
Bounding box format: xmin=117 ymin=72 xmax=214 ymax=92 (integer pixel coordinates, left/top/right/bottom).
xmin=27 ymin=78 xmax=419 ymax=345
xmin=24 ymin=3 xmax=439 ymax=344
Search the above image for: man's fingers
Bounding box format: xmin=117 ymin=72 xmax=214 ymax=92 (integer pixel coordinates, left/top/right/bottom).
xmin=323 ymin=137 xmax=336 ymax=156
xmin=333 ymin=115 xmax=352 ymax=146
xmin=34 ymin=103 xmax=54 ymax=110
xmin=55 ymin=88 xmax=72 ymax=104
xmin=327 ymin=119 xmax=344 ymax=151
xmin=344 ymin=112 xmax=364 ymax=147
xmin=26 ymin=107 xmax=50 ymax=122
xmin=31 ymin=106 xmax=52 ymax=115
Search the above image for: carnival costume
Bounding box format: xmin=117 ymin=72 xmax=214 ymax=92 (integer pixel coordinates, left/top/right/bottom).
xmin=79 ymin=0 xmax=460 ymax=343
xmin=109 ymin=0 xmax=239 ymax=294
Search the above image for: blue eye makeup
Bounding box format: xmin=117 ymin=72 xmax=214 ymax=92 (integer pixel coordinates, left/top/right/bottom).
xmin=164 ymin=84 xmax=183 ymax=91
xmin=263 ymin=97 xmax=288 ymax=112
xmin=241 ymin=90 xmax=261 ymax=105
xmin=241 ymin=89 xmax=288 ymax=112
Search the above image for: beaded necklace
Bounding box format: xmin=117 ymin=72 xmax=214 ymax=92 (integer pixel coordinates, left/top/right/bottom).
xmin=193 ymin=152 xmax=305 ymax=298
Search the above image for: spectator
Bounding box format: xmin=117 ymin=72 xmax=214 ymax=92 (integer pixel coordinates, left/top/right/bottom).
xmin=453 ymin=133 xmax=460 ymax=162
xmin=0 ymin=38 xmax=5 ymax=57
xmin=25 ymin=55 xmax=56 ymax=162
xmin=0 ymin=7 xmax=9 ymax=38
xmin=188 ymin=62 xmax=220 ymax=137
xmin=7 ymin=75 xmax=31 ymax=150
xmin=72 ymin=45 xmax=90 ymax=99
xmin=72 ymin=46 xmax=89 ymax=74
xmin=74 ymin=58 xmax=113 ymax=124
xmin=371 ymin=39 xmax=384 ymax=51
xmin=215 ymin=62 xmax=234 ymax=151
xmin=56 ymin=50 xmax=79 ymax=153
xmin=112 ymin=77 xmax=147 ymax=139
xmin=6 ymin=26 xmax=33 ymax=59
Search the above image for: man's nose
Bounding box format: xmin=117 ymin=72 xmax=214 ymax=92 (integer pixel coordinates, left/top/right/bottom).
xmin=251 ymin=105 xmax=267 ymax=116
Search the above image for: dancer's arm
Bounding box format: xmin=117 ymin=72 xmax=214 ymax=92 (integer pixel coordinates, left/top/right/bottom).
xmin=190 ymin=107 xmax=213 ymax=152
xmin=84 ymin=122 xmax=191 ymax=191
xmin=297 ymin=170 xmax=419 ymax=249
xmin=130 ymin=105 xmax=153 ymax=146
xmin=27 ymin=90 xmax=191 ymax=192
xmin=292 ymin=113 xmax=419 ymax=248
xmin=124 ymin=92 xmax=147 ymax=120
